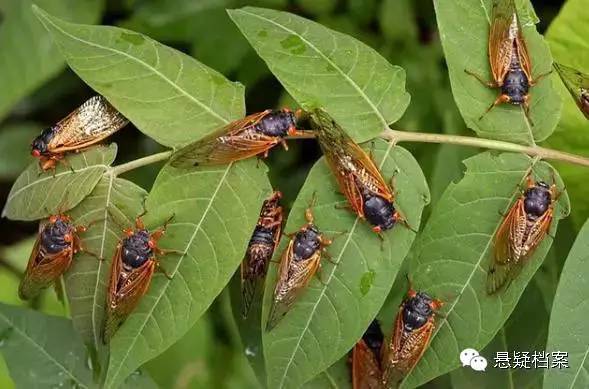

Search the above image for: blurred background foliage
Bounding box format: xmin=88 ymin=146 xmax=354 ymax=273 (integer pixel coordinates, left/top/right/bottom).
xmin=0 ymin=0 xmax=574 ymax=388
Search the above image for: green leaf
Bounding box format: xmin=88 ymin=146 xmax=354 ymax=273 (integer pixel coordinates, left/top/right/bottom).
xmin=302 ymin=357 xmax=350 ymax=389
xmin=228 ymin=7 xmax=410 ymax=143
xmin=545 ymin=0 xmax=589 ymax=229
xmin=0 ymin=0 xmax=103 ymax=121
xmin=262 ymin=139 xmax=429 ymax=388
xmin=2 ymin=144 xmax=117 ymax=221
xmin=402 ymin=152 xmax=569 ymax=388
xmin=0 ymin=123 xmax=42 ymax=179
xmin=433 ymin=0 xmax=561 ymax=144
xmin=105 ymin=159 xmax=272 ymax=388
xmin=544 ymin=219 xmax=589 ymax=389
xmin=33 ymin=6 xmax=245 ymax=148
xmin=65 ymin=176 xmax=147 ymax=353
xmin=0 ymin=303 xmax=92 ymax=388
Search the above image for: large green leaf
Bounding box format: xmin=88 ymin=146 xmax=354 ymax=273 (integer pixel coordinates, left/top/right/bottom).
xmin=434 ymin=0 xmax=561 ymax=144
xmin=228 ymin=7 xmax=410 ymax=143
xmin=65 ymin=176 xmax=147 ymax=353
xmin=0 ymin=123 xmax=42 ymax=179
xmin=33 ymin=6 xmax=245 ymax=148
xmin=545 ymin=0 xmax=589 ymax=229
xmin=0 ymin=304 xmax=92 ymax=388
xmin=544 ymin=219 xmax=589 ymax=389
xmin=2 ymin=144 xmax=117 ymax=221
xmin=105 ymin=159 xmax=272 ymax=388
xmin=262 ymin=140 xmax=429 ymax=388
xmin=302 ymin=357 xmax=350 ymax=389
xmin=0 ymin=0 xmax=103 ymax=121
xmin=402 ymin=152 xmax=569 ymax=388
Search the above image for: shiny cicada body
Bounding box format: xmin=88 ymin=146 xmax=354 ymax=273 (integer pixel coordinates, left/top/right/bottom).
xmin=19 ymin=214 xmax=90 ymax=300
xmin=266 ymin=201 xmax=332 ymax=330
xmin=382 ymin=286 xmax=443 ymax=387
xmin=488 ymin=174 xmax=560 ymax=294
xmin=103 ymin=215 xmax=175 ymax=342
xmin=31 ymin=95 xmax=128 ymax=171
xmin=465 ymin=0 xmax=549 ymax=124
xmin=350 ymin=320 xmax=385 ymax=389
xmin=310 ymin=108 xmax=406 ymax=234
xmin=241 ymin=191 xmax=283 ymax=318
xmin=554 ymin=63 xmax=589 ymax=120
xmin=170 ymin=108 xmax=307 ymax=167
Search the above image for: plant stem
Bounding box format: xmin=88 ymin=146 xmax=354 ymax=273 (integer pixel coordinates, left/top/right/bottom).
xmin=381 ymin=129 xmax=589 ymax=167
xmin=108 ymin=130 xmax=589 ymax=175
xmin=111 ymin=151 xmax=172 ymax=176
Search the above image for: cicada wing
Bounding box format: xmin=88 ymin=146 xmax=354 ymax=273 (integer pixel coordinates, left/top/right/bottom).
xmin=48 ymin=96 xmax=128 ymax=153
xmin=352 ymin=339 xmax=384 ymax=389
xmin=19 ymin=236 xmax=74 ymax=300
xmin=170 ymin=110 xmax=278 ymax=167
xmin=241 ymin=245 xmax=272 ymax=318
xmin=555 ymin=63 xmax=589 ymax=119
xmin=488 ymin=0 xmax=518 ymax=83
xmin=266 ymin=241 xmax=321 ymax=330
xmin=312 ymin=109 xmax=392 ymax=201
xmin=103 ymin=244 xmax=156 ymax=342
xmin=488 ymin=198 xmax=526 ymax=294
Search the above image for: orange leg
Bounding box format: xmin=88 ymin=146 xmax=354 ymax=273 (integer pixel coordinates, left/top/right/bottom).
xmin=464 ymin=69 xmax=500 ymax=88
xmin=479 ymin=94 xmax=511 ymax=121
xmin=156 ymin=261 xmax=174 ymax=280
xmin=522 ymin=95 xmax=534 ymax=126
xmin=530 ymin=70 xmax=552 ymax=86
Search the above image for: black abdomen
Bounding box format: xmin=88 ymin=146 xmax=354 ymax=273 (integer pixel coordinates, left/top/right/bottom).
xmin=255 ymin=110 xmax=296 ymax=137
xmin=502 ymin=69 xmax=529 ymax=105
xmin=249 ymin=226 xmax=275 ymax=246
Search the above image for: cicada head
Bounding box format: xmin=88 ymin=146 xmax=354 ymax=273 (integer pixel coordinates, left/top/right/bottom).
xmin=402 ymin=291 xmax=442 ymax=332
xmin=363 ymin=194 xmax=396 ymax=232
xmin=523 ymin=181 xmax=552 ymax=219
xmin=292 ymin=225 xmax=322 ymax=261
xmin=121 ymin=229 xmax=153 ymax=268
xmin=31 ymin=127 xmax=56 ymax=157
xmin=255 ymin=109 xmax=297 ymax=137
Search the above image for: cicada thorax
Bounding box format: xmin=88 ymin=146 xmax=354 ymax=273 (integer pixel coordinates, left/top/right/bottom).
xmin=31 ymin=95 xmax=128 ymax=171
xmin=241 ymin=191 xmax=283 ymax=318
xmin=383 ymin=288 xmax=442 ymax=387
xmin=103 ymin=216 xmax=173 ymax=342
xmin=350 ymin=320 xmax=385 ymax=389
xmin=488 ymin=176 xmax=558 ymax=294
xmin=19 ymin=214 xmax=84 ymax=300
xmin=170 ymin=108 xmax=304 ymax=167
xmin=266 ymin=205 xmax=331 ymax=330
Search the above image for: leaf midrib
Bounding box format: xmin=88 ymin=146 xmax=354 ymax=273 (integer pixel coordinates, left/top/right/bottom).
xmin=34 ymin=6 xmax=229 ymax=126
xmin=106 ymin=163 xmax=233 ymax=388
xmin=234 ymin=8 xmax=389 ymax=130
xmin=276 ymin=142 xmax=395 ymax=388
xmin=0 ymin=311 xmax=88 ymax=388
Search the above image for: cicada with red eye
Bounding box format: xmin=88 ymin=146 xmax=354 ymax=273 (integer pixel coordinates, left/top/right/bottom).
xmin=266 ymin=200 xmax=332 ymax=331
xmin=382 ymin=285 xmax=443 ymax=387
xmin=349 ymin=320 xmax=385 ymax=389
xmin=465 ymin=0 xmax=551 ymax=124
xmin=31 ymin=95 xmax=128 ymax=171
xmin=241 ymin=191 xmax=284 ymax=318
xmin=19 ymin=214 xmax=92 ymax=300
xmin=488 ymin=174 xmax=560 ymax=294
xmin=554 ymin=63 xmax=589 ymax=120
xmin=170 ymin=108 xmax=308 ymax=167
xmin=310 ymin=109 xmax=407 ymax=235
xmin=103 ymin=215 xmax=176 ymax=342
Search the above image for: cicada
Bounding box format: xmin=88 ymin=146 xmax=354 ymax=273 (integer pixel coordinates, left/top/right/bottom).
xmin=554 ymin=63 xmax=589 ymax=120
xmin=310 ymin=109 xmax=405 ymax=234
xmin=241 ymin=191 xmax=283 ymax=318
xmin=382 ymin=286 xmax=443 ymax=387
xmin=266 ymin=200 xmax=332 ymax=330
xmin=465 ymin=0 xmax=550 ymax=123
xmin=488 ymin=174 xmax=560 ymax=294
xmin=31 ymin=95 xmax=128 ymax=171
xmin=350 ymin=320 xmax=385 ymax=389
xmin=170 ymin=108 xmax=306 ymax=167
xmin=103 ymin=215 xmax=175 ymax=342
xmin=19 ymin=214 xmax=90 ymax=300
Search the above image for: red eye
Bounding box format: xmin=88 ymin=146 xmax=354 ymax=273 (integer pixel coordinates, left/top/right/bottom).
xmin=31 ymin=149 xmax=41 ymax=157
xmin=148 ymin=240 xmax=156 ymax=249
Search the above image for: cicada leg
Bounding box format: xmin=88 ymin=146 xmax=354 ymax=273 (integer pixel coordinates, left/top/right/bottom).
xmin=530 ymin=70 xmax=553 ymax=86
xmin=479 ymin=94 xmax=511 ymax=121
xmin=464 ymin=69 xmax=500 ymax=88
xmin=522 ymin=95 xmax=534 ymax=126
